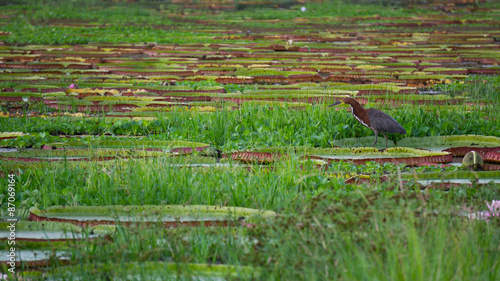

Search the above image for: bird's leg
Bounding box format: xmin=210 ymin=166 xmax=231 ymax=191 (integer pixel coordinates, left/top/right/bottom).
xmin=372 ymin=129 xmax=378 ymax=147
xmin=383 ymin=132 xmax=388 ymax=149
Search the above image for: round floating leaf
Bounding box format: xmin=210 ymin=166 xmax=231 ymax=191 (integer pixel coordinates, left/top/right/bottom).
xmin=398 ymin=135 xmax=500 ymax=150
xmin=399 ymin=170 xmax=500 ymax=180
xmin=299 ymin=146 xmax=451 ymax=166
xmin=299 ymin=146 xmax=449 ymax=158
xmin=0 ymin=132 xmax=27 ymax=140
xmin=330 ymin=136 xmax=397 ymax=148
xmin=29 ymin=205 xmax=276 ymax=227
xmin=48 ymin=262 xmax=259 ymax=280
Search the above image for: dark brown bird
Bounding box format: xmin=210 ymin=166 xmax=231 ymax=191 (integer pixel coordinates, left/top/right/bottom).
xmin=328 ymin=97 xmax=406 ymax=148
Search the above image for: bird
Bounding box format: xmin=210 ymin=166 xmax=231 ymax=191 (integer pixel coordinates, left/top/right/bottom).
xmin=328 ymin=97 xmax=406 ymax=148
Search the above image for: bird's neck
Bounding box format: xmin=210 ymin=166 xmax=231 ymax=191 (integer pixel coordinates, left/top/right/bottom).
xmin=348 ymin=102 xmax=371 ymax=128
xmin=349 ymin=102 xmax=365 ymax=116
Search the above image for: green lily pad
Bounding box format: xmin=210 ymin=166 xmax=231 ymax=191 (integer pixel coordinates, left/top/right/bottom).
xmin=29 ymin=205 xmax=276 ymax=227
xmin=400 ymin=170 xmax=500 ymax=180
xmin=0 ymin=221 xmax=81 ymax=234
xmin=0 ymin=148 xmax=166 ymax=159
xmin=0 ymin=222 xmax=96 ymax=251
xmin=44 ymin=140 xmax=209 ymax=150
xmin=0 ymin=132 xmax=26 ymax=139
xmin=0 ymin=249 xmax=71 ymax=265
xmin=330 ymin=136 xmax=398 ymax=149
xmin=398 ymin=135 xmax=500 ymax=151
xmin=236 ymin=146 xmax=451 ymax=165
xmin=298 ymin=146 xmax=449 ymax=159
xmin=48 ymin=262 xmax=259 ymax=280
xmin=0 ymin=221 xmax=114 ymax=247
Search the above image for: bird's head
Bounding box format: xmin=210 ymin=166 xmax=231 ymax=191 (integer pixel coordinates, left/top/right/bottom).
xmin=327 ymin=97 xmax=358 ymax=107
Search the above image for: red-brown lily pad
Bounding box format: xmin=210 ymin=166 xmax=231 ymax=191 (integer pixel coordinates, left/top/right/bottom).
xmin=231 ymin=151 xmax=283 ymax=164
xmin=168 ymin=146 xmax=210 ymax=154
xmin=311 ymin=154 xmax=453 ymax=166
xmin=300 ymin=147 xmax=452 ymax=166
xmin=483 ymin=151 xmax=500 ymax=164
xmin=443 ymin=146 xmax=500 ymax=156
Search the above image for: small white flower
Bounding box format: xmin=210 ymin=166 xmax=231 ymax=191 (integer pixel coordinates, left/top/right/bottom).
xmin=301 ymin=7 xmax=306 ymax=12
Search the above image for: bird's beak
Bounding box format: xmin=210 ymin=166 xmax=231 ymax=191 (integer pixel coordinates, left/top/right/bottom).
xmin=327 ymin=101 xmax=343 ymax=107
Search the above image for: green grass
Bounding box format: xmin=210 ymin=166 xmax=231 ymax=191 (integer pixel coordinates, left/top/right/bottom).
xmin=3 ymin=154 xmax=499 ymax=278
xmin=1 ymin=147 xmax=486 ymax=212
xmin=2 ymin=96 xmax=499 ymax=150
xmin=44 ymin=204 xmax=500 ymax=280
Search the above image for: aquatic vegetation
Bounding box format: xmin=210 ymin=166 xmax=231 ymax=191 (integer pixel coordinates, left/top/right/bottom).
xmin=1 ymin=0 xmax=500 ymax=279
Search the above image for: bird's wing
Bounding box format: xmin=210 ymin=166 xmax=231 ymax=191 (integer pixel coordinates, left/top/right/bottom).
xmin=367 ymin=108 xmax=406 ymax=134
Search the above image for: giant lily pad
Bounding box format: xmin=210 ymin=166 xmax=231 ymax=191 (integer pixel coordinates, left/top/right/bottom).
xmin=0 ymin=148 xmax=167 ymax=162
xmin=0 ymin=221 xmax=114 ymax=243
xmin=48 ymin=262 xmax=259 ymax=280
xmin=399 ymin=171 xmax=500 ymax=187
xmin=45 ymin=140 xmax=209 ymax=151
xmin=330 ymin=136 xmax=399 ymax=149
xmin=300 ymin=147 xmax=448 ymax=157
xmin=0 ymin=132 xmax=26 ymax=140
xmin=301 ymin=147 xmax=451 ymax=166
xmin=398 ymin=135 xmax=500 ymax=150
xmin=29 ymin=205 xmax=276 ymax=228
xmin=0 ymin=221 xmax=103 ymax=269
xmin=0 ymin=249 xmax=71 ymax=268
xmin=231 ymin=151 xmax=283 ymax=164
xmin=444 ymin=146 xmax=500 ymax=157
xmin=231 ymin=146 xmax=451 ymax=166
xmin=399 ymin=170 xmax=500 ymax=181
xmin=0 ymin=221 xmax=82 ymax=242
